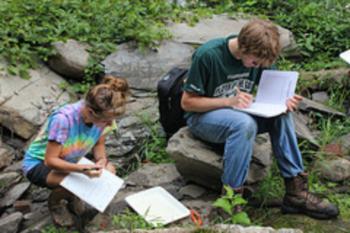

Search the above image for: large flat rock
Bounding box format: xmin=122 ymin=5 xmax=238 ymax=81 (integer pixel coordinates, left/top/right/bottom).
xmin=0 ymin=62 xmax=70 ymax=139
xmin=102 ymin=41 xmax=194 ymax=91
xmin=166 ymin=127 xmax=272 ymax=190
xmin=168 ymin=15 xmax=298 ymax=57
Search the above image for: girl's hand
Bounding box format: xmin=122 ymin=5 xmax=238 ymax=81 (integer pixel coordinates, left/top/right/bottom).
xmin=96 ymin=157 xmax=116 ymax=174
xmin=80 ymin=164 xmax=103 ymax=177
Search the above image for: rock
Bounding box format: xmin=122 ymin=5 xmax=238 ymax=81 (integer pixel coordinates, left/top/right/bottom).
xmin=22 ymin=202 xmax=50 ymax=230
xmin=336 ymin=133 xmax=350 ymax=155
xmin=48 ymin=39 xmax=90 ymax=80
xmin=166 ymin=127 xmax=272 ymax=190
xmin=0 ymin=182 xmax=31 ymax=210
xmin=87 ymin=213 xmax=113 ymax=232
xmin=299 ymin=97 xmax=346 ymax=117
xmin=4 ymin=161 xmax=23 ymax=173
xmin=0 ymin=212 xmax=23 ymax=233
xmin=0 ymin=62 xmax=70 ymax=139
xmin=26 ymin=186 xmax=50 ymax=202
xmin=94 ymin=224 xmax=302 ymax=233
xmin=179 ymin=184 xmax=206 ymax=198
xmin=182 ymin=198 xmax=216 ymax=226
xmin=0 ymin=172 xmax=21 ymax=195
xmin=0 ymin=145 xmax=15 ymax=170
xmin=14 ymin=200 xmax=32 ymax=214
xmin=312 ymin=91 xmax=329 ymax=104
xmin=105 ymin=186 xmax=144 ymax=215
xmin=20 ymin=215 xmax=52 ymax=233
xmin=126 ymin=163 xmax=183 ymax=187
xmin=102 ymin=41 xmax=194 ymax=91
xmin=292 ymin=112 xmax=318 ymax=147
xmin=299 ymin=68 xmax=350 ymax=91
xmin=322 ymin=143 xmax=343 ymax=156
xmin=168 ymin=14 xmax=299 ymax=58
xmin=317 ymin=157 xmax=350 ymax=182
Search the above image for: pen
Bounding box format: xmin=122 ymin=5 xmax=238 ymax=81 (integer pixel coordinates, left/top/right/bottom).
xmin=82 ymin=167 xmax=101 ymax=172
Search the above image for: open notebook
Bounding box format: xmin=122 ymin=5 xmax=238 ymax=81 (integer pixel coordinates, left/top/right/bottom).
xmin=60 ymin=157 xmax=124 ymax=212
xmin=237 ymin=70 xmax=299 ymax=118
xmin=125 ymin=187 xmax=190 ymax=226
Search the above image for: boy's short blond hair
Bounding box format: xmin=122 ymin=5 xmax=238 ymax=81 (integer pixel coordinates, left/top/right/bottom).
xmin=238 ymin=19 xmax=281 ymax=66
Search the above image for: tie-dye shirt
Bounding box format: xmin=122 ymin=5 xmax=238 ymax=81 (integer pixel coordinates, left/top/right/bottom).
xmin=22 ymin=100 xmax=116 ymax=175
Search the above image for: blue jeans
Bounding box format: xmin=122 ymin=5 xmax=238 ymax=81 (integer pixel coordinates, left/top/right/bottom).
xmin=186 ymin=108 xmax=304 ymax=188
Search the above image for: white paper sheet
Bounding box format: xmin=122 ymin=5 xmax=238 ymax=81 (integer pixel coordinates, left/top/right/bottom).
xmin=340 ymin=50 xmax=350 ymax=64
xmin=60 ymin=157 xmax=124 ymax=212
xmin=125 ymin=186 xmax=190 ymax=226
xmin=237 ymin=70 xmax=299 ymax=117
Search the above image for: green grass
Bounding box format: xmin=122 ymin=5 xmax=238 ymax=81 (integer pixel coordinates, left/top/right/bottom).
xmin=138 ymin=113 xmax=173 ymax=164
xmin=112 ymin=209 xmax=158 ymax=230
xmin=41 ymin=225 xmax=78 ymax=233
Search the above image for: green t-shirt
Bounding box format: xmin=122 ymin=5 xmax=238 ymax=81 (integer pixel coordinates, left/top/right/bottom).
xmin=183 ymin=35 xmax=273 ymax=118
xmin=184 ymin=35 xmax=263 ymax=98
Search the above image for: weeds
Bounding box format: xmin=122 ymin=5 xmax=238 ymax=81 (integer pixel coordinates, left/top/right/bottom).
xmin=138 ymin=113 xmax=173 ymax=164
xmin=41 ymin=225 xmax=78 ymax=233
xmin=213 ymin=185 xmax=251 ymax=225
xmin=112 ymin=209 xmax=155 ymax=231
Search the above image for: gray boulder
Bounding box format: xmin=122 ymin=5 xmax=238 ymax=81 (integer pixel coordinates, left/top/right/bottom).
xmin=0 ymin=61 xmax=70 ymax=139
xmin=0 ymin=212 xmax=23 ymax=233
xmin=95 ymin=224 xmax=302 ymax=233
xmin=317 ymin=157 xmax=350 ymax=182
xmin=102 ymin=41 xmax=194 ymax=91
xmin=166 ymin=127 xmax=272 ymax=190
xmin=168 ymin=14 xmax=299 ymax=58
xmin=299 ymin=97 xmax=346 ymax=117
xmin=0 ymin=144 xmax=15 ymax=170
xmin=48 ymin=39 xmax=90 ymax=80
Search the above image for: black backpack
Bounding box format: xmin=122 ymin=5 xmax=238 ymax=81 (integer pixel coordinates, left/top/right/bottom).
xmin=157 ymin=67 xmax=188 ymax=140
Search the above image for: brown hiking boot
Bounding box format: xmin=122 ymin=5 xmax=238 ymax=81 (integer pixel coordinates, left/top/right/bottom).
xmin=281 ymin=172 xmax=339 ymax=219
xmin=48 ymin=188 xmax=75 ymax=227
xmin=48 ymin=188 xmax=87 ymax=227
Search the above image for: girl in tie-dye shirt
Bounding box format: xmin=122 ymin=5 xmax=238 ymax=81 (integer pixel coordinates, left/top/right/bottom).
xmin=22 ymin=75 xmax=129 ymax=188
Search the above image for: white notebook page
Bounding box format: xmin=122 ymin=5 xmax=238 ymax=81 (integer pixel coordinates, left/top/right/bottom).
xmin=60 ymin=157 xmax=124 ymax=212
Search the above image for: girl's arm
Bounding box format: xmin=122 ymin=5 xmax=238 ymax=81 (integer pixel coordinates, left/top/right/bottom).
xmin=93 ymin=135 xmax=108 ymax=166
xmin=93 ymin=135 xmax=116 ymax=173
xmin=44 ymin=141 xmax=101 ymax=173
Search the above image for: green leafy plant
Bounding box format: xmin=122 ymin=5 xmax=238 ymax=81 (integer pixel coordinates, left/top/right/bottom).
xmin=41 ymin=225 xmax=78 ymax=233
xmin=213 ymin=185 xmax=251 ymax=225
xmin=138 ymin=113 xmax=173 ymax=163
xmin=252 ymin=161 xmax=284 ymax=206
xmin=112 ymin=209 xmax=155 ymax=230
xmin=0 ymin=0 xmax=174 ymax=88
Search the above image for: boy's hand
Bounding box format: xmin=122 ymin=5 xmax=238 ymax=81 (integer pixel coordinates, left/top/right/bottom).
xmin=286 ymin=95 xmax=303 ymax=112
xmin=229 ymin=87 xmax=253 ymax=109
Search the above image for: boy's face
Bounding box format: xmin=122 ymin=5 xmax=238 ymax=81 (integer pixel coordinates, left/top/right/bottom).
xmin=241 ymin=54 xmax=264 ymax=68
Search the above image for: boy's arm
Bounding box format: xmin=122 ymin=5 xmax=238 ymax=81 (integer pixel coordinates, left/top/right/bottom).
xmin=181 ymin=90 xmax=252 ymax=112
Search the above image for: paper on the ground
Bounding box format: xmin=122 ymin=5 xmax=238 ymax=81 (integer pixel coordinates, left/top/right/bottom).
xmin=340 ymin=50 xmax=350 ymax=64
xmin=237 ymin=70 xmax=299 ymax=117
xmin=60 ymin=157 xmax=124 ymax=212
xmin=125 ymin=186 xmax=190 ymax=226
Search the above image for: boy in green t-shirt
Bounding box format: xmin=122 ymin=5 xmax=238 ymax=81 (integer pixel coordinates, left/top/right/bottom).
xmin=181 ymin=19 xmax=338 ymax=219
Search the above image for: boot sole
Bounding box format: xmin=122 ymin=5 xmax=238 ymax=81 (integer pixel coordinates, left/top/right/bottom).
xmin=281 ymin=204 xmax=338 ymax=220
